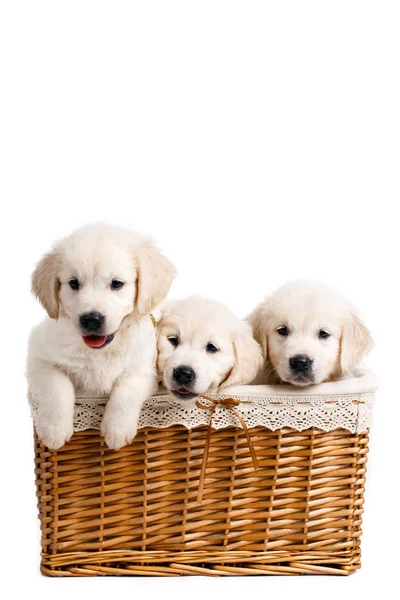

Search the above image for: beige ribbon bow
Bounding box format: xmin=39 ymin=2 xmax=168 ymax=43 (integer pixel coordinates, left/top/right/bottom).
xmin=195 ymin=395 xmax=259 ymax=503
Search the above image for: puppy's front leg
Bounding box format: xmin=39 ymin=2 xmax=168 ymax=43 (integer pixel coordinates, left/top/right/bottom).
xmin=29 ymin=359 xmax=75 ymax=450
xmin=101 ymin=372 xmax=156 ymax=450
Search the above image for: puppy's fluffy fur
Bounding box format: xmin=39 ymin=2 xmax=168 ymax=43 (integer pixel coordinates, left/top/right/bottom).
xmin=157 ymin=297 xmax=263 ymax=398
xmin=248 ymin=281 xmax=373 ymax=386
xmin=28 ymin=224 xmax=175 ymax=449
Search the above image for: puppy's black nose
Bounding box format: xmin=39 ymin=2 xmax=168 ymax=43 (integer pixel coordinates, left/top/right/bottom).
xmin=290 ymin=355 xmax=312 ymax=373
xmin=80 ymin=312 xmax=105 ymax=332
xmin=173 ymin=366 xmax=196 ymax=385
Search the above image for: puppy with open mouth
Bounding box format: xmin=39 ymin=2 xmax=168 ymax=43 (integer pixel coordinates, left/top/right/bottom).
xmin=248 ymin=280 xmax=373 ymax=386
xmin=27 ymin=224 xmax=175 ymax=450
xmin=156 ymin=297 xmax=263 ymax=398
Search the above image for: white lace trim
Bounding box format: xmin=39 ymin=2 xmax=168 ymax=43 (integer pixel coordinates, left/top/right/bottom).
xmin=29 ymin=389 xmax=374 ymax=434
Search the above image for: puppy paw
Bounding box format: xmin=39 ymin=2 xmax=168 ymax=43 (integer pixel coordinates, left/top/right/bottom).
xmin=36 ymin=420 xmax=74 ymax=450
xmin=100 ymin=416 xmax=138 ymax=450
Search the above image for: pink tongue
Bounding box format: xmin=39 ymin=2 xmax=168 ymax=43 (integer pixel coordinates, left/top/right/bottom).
xmin=82 ymin=335 xmax=107 ymax=348
xmin=177 ymin=388 xmax=191 ymax=395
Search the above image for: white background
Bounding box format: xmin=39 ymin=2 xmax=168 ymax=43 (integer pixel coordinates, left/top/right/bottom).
xmin=0 ymin=1 xmax=399 ymax=596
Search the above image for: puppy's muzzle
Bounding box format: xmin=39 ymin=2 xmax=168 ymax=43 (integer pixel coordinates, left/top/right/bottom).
xmin=290 ymin=355 xmax=313 ymax=375
xmin=173 ymin=366 xmax=196 ymax=386
xmin=80 ymin=312 xmax=105 ymax=333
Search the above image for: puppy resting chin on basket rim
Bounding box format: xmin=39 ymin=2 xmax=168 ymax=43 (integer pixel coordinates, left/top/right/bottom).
xmin=156 ymin=296 xmax=263 ymax=398
xmin=27 ymin=224 xmax=175 ymax=450
xmin=248 ymin=280 xmax=374 ymax=386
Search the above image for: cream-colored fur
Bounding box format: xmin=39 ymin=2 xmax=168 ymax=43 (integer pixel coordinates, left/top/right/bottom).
xmin=28 ymin=224 xmax=175 ymax=449
xmin=157 ymin=296 xmax=263 ymax=398
xmin=248 ymin=281 xmax=373 ymax=386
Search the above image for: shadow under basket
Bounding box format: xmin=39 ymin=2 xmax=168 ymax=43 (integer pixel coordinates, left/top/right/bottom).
xmin=32 ymin=368 xmax=377 ymax=576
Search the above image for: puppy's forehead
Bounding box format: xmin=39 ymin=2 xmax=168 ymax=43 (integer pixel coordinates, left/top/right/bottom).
xmin=160 ymin=298 xmax=238 ymax=344
xmin=161 ymin=314 xmax=229 ymax=341
xmin=271 ymin=293 xmax=347 ymax=332
xmin=60 ymin=238 xmax=133 ymax=279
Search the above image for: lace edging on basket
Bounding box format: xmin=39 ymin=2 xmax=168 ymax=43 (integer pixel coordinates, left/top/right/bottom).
xmin=28 ymin=392 xmax=373 ymax=434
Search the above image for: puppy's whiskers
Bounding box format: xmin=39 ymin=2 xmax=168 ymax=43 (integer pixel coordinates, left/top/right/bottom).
xmin=264 ymin=361 xmax=282 ymax=385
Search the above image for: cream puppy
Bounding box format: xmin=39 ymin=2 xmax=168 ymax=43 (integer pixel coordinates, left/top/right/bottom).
xmin=28 ymin=224 xmax=175 ymax=450
xmin=157 ymin=297 xmax=263 ymax=398
xmin=248 ymin=281 xmax=373 ymax=386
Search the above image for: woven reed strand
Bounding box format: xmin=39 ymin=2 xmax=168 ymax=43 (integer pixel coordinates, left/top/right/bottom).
xmin=34 ymin=426 xmax=369 ymax=576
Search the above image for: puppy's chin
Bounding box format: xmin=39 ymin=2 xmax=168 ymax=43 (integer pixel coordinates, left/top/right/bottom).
xmin=275 ymin=367 xmax=315 ymax=387
xmin=165 ymin=382 xmax=218 ymax=400
xmin=279 ymin=369 xmax=334 ymax=387
xmin=283 ymin=375 xmax=314 ymax=387
xmin=169 ymin=388 xmax=198 ymax=400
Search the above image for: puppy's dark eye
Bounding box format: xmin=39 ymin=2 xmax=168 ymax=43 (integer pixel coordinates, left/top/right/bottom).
xmin=168 ymin=336 xmax=179 ymax=347
xmin=69 ymin=279 xmax=79 ymax=291
xmin=319 ymin=329 xmax=331 ymax=339
xmin=277 ymin=326 xmax=289 ymax=337
xmin=111 ymin=280 xmax=125 ymax=290
xmin=206 ymin=343 xmax=219 ymax=354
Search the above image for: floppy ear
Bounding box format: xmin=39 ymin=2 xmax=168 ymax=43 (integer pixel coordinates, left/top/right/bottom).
xmin=247 ymin=303 xmax=268 ymax=360
xmin=340 ymin=312 xmax=373 ymax=374
xmin=135 ymin=242 xmax=175 ymax=316
xmin=220 ymin=321 xmax=263 ymax=388
xmin=31 ymin=250 xmax=61 ymax=319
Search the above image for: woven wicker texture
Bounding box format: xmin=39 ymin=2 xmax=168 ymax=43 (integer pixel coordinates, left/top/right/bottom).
xmin=35 ymin=424 xmax=369 ymax=576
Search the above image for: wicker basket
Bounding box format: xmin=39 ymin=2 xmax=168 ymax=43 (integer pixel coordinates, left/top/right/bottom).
xmin=32 ymin=368 xmax=377 ymax=576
